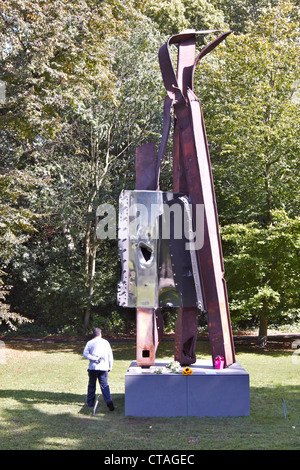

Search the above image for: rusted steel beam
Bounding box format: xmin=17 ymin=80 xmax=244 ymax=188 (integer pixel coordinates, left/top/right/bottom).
xmin=171 ymin=36 xmax=200 ymax=366
xmin=158 ymin=30 xmax=235 ymax=367
xmin=174 ymin=307 xmax=198 ymax=365
xmin=135 ymin=142 xmax=163 ymax=366
xmin=118 ymin=30 xmax=236 ymax=369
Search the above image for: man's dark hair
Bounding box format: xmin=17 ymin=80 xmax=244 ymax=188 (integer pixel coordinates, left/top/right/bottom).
xmin=93 ymin=328 xmax=102 ymax=337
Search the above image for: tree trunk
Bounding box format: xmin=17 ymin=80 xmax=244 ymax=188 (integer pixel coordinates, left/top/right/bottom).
xmin=82 ymin=222 xmax=98 ymax=331
xmin=81 ymin=124 xmax=123 ymax=331
xmin=62 ymin=223 xmax=75 ymax=251
xmin=257 ymin=315 xmax=268 ymax=347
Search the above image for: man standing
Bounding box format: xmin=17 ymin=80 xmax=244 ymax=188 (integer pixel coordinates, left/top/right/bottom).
xmin=83 ymin=328 xmax=114 ymax=411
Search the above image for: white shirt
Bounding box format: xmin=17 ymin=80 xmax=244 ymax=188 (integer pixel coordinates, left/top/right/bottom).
xmin=83 ymin=336 xmax=113 ymax=371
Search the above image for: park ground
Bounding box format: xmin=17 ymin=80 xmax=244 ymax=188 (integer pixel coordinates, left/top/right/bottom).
xmin=0 ymin=333 xmax=299 ymax=451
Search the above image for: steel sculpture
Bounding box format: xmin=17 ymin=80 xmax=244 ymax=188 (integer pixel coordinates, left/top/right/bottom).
xmin=118 ymin=30 xmax=235 ymax=368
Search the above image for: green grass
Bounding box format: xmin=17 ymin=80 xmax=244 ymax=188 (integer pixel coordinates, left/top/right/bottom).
xmin=0 ymin=338 xmax=299 ymax=450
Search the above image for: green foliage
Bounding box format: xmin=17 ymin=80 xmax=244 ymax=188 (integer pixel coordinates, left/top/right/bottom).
xmin=0 ymin=170 xmax=41 ymax=329
xmin=0 ymin=170 xmax=40 ymax=259
xmin=213 ymin=0 xmax=280 ymax=32
xmin=0 ymin=0 xmax=299 ymax=335
xmin=222 ymin=210 xmax=300 ymax=327
xmin=2 ymin=12 xmax=166 ymax=332
xmin=196 ymin=0 xmax=300 ymax=224
xmin=133 ymin=0 xmax=225 ymax=34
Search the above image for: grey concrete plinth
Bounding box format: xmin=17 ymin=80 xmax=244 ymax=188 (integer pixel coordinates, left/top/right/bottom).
xmin=125 ymin=360 xmax=250 ymax=417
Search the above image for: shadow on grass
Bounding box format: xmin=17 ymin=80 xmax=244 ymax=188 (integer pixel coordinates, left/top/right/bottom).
xmin=0 ymin=388 xmax=125 ymax=450
xmin=0 ymin=341 xmax=85 ymax=357
xmin=0 ymin=385 xmax=299 ymax=450
xmin=2 ymin=337 xmax=296 ymax=361
xmin=0 ymin=388 xmax=85 ymax=406
xmin=1 ymin=338 xmax=137 ymax=360
xmin=0 ymin=389 xmax=124 ymax=411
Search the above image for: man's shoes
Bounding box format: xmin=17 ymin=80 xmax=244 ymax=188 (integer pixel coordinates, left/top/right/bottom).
xmin=107 ymin=401 xmax=115 ymax=411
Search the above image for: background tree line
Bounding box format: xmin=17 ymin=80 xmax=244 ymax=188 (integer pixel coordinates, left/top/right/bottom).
xmin=0 ymin=0 xmax=299 ymax=342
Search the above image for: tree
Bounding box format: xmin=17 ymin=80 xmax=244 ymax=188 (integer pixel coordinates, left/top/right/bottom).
xmin=221 ymin=211 xmax=300 ymax=344
xmin=133 ymin=0 xmax=225 ymax=34
xmin=2 ymin=0 xmax=299 ymax=337
xmin=194 ymin=1 xmax=300 ymax=340
xmin=0 ymin=170 xmax=40 ymax=329
xmin=0 ymin=0 xmax=132 ymax=331
xmin=212 ymin=0 xmax=280 ymax=33
xmin=222 ymin=210 xmax=300 ymax=344
xmin=0 ymin=0 xmax=132 ymax=161
xmin=195 ymin=1 xmax=300 ymax=225
xmin=69 ymin=18 xmax=166 ymax=329
xmin=1 ymin=2 xmax=165 ymax=332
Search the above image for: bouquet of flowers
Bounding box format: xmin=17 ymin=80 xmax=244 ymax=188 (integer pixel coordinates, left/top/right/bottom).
xmin=166 ymin=360 xmax=181 ymax=373
xmin=153 ymin=366 xmax=169 ymax=374
xmin=182 ymin=366 xmax=193 ymax=375
xmin=153 ymin=360 xmax=181 ymax=374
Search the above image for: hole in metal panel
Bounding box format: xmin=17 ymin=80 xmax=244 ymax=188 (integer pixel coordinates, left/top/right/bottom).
xmin=140 ymin=245 xmax=152 ymax=262
xmin=138 ymin=242 xmax=154 ymax=265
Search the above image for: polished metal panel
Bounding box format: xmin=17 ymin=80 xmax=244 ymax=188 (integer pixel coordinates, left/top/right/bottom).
xmin=118 ymin=190 xmax=161 ymax=308
xmin=117 ymin=190 xmax=205 ymax=310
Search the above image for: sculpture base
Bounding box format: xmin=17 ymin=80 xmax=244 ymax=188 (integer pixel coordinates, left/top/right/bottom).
xmin=125 ymin=360 xmax=250 ymax=417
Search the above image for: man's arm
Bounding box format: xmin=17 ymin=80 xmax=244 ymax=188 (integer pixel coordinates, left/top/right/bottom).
xmin=83 ymin=343 xmax=100 ymax=362
xmin=108 ymin=343 xmax=113 ymax=371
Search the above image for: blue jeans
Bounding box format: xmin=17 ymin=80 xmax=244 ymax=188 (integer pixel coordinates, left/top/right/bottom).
xmin=86 ymin=370 xmax=112 ymax=406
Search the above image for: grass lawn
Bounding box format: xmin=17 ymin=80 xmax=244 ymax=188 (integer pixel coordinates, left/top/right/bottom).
xmin=0 ymin=337 xmax=299 ymax=451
